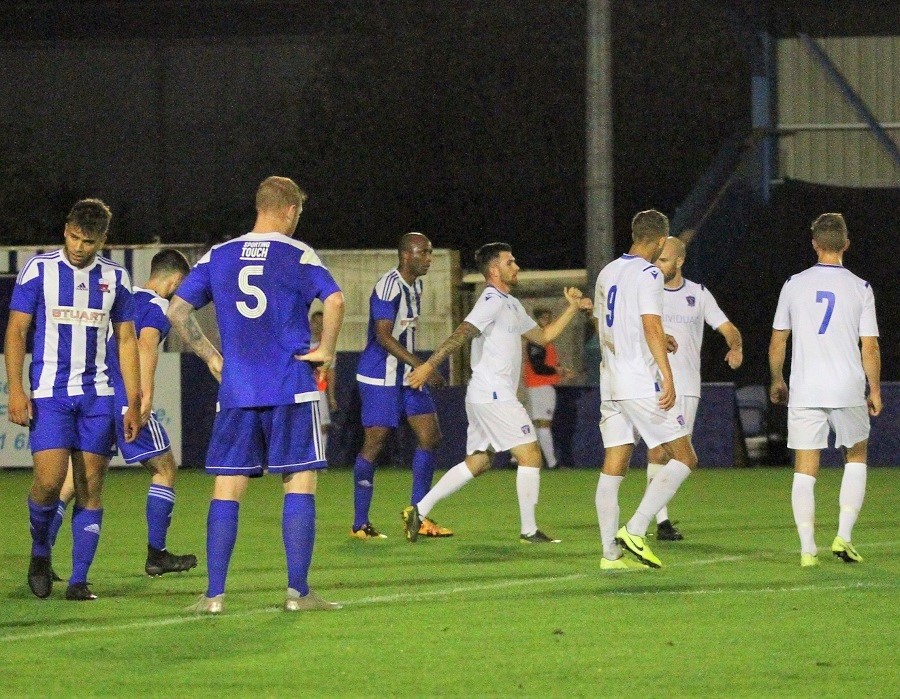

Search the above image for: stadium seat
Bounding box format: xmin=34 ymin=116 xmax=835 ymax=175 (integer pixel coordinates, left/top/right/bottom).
xmin=736 ymin=385 xmax=769 ymax=464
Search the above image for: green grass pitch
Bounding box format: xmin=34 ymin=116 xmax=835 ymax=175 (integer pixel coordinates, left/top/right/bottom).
xmin=0 ymin=466 xmax=897 ymax=697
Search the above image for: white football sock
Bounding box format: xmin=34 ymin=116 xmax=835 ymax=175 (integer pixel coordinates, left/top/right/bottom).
xmin=517 ymin=466 xmax=541 ymax=536
xmin=837 ymin=462 xmax=867 ymax=542
xmin=417 ymin=462 xmax=474 ymax=519
xmin=627 ymin=460 xmax=691 ymax=537
xmin=646 ymin=462 xmax=669 ymax=523
xmin=596 ymin=473 xmax=623 ymax=559
xmin=536 ymin=427 xmax=557 ymax=468
xmin=792 ymin=473 xmax=817 ymax=555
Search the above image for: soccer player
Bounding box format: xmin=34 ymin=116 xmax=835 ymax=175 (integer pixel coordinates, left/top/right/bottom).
xmin=523 ymin=308 xmax=575 ymax=470
xmin=643 ymin=236 xmax=743 ymax=540
xmin=769 ymin=213 xmax=881 ymax=567
xmin=47 ymin=249 xmax=198 ymax=577
xmin=4 ymin=198 xmax=140 ymax=601
xmin=593 ymin=210 xmax=698 ymax=570
xmin=309 ymin=310 xmax=338 ymax=458
xmin=403 ymin=242 xmax=591 ymax=543
xmin=352 ymin=232 xmax=452 ymax=539
xmin=168 ymin=176 xmax=345 ymax=613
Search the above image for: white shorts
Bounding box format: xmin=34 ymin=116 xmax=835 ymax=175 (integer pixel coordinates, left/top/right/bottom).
xmin=466 ymin=400 xmax=536 ymax=454
xmin=525 ymin=385 xmax=557 ymax=421
xmin=787 ymin=406 xmax=869 ymax=450
xmin=598 ymin=396 xmax=691 ymax=450
xmin=317 ymin=391 xmax=331 ymax=427
xmin=681 ymin=395 xmax=700 ymax=434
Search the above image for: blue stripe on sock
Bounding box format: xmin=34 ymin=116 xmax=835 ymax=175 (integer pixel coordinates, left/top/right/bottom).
xmin=147 ymin=485 xmax=175 ymax=550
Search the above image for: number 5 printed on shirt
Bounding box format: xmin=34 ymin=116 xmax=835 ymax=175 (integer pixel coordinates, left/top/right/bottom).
xmin=237 ymin=265 xmax=267 ymax=319
xmin=816 ymin=290 xmax=835 ymax=334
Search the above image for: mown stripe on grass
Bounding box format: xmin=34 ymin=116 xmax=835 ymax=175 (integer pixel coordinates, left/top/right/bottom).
xmin=4 ymin=554 xmax=896 ymax=644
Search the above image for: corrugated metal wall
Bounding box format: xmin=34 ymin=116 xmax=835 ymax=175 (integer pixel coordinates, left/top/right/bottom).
xmin=778 ymin=36 xmax=900 ymax=186
xmin=316 ymin=249 xmax=460 ymax=353
xmin=1 ymin=245 xmax=461 ymax=356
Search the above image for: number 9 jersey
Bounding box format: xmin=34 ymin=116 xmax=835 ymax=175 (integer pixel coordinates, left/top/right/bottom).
xmin=175 ymin=233 xmax=341 ymax=409
xmin=773 ymin=263 xmax=878 ymax=408
xmin=593 ymin=254 xmax=665 ymax=401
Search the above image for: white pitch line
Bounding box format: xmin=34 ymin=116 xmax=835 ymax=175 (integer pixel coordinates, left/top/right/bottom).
xmin=1 ymin=551 xmax=895 ymax=644
xmin=604 ymin=580 xmax=895 ymax=598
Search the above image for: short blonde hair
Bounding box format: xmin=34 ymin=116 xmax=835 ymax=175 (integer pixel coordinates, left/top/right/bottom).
xmin=811 ymin=213 xmax=848 ymax=252
xmin=631 ymin=209 xmax=669 ymax=242
xmin=256 ymin=176 xmax=308 ymax=212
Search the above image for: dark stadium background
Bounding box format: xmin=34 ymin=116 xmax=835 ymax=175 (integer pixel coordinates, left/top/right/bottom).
xmin=1 ymin=0 xmax=897 ymax=383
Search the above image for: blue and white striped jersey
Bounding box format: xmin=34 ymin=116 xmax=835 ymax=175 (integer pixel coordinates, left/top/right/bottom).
xmin=356 ymin=269 xmax=423 ymax=387
xmin=9 ymin=249 xmax=134 ymax=398
xmin=107 ymin=287 xmax=170 ymax=398
xmin=175 ymin=232 xmax=341 ymax=409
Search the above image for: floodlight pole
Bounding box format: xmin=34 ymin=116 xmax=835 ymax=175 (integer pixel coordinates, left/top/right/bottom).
xmin=585 ymin=0 xmax=614 ymax=294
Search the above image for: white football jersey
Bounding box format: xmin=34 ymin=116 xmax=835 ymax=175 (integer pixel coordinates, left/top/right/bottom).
xmin=465 ymin=285 xmax=537 ymax=404
xmin=773 ymin=263 xmax=878 ymax=408
xmin=663 ymin=279 xmax=729 ymax=397
xmin=593 ymin=254 xmax=665 ymax=400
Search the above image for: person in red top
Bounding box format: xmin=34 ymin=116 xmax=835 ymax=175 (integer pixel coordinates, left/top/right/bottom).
xmin=523 ymin=308 xmax=574 ymax=468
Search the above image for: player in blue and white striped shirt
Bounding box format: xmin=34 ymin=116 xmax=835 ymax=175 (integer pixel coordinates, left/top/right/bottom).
xmin=47 ymin=249 xmax=198 ymax=579
xmin=351 ymin=233 xmax=453 ymax=540
xmin=5 ymin=199 xmax=141 ymax=601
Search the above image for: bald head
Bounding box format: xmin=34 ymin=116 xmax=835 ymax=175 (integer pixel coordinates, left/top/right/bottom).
xmin=656 ymin=235 xmax=686 ymax=284
xmin=663 ymin=236 xmax=686 ymax=261
xmin=399 ymin=232 xmax=430 ymax=255
xmin=398 ymin=231 xmax=433 ymax=281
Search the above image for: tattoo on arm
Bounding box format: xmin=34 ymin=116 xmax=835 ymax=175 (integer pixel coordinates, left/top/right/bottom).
xmin=169 ymin=299 xmax=220 ymax=364
xmin=427 ymin=322 xmax=479 ymax=368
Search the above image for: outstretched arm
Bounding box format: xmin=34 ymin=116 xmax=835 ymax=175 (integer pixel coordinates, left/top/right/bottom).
xmin=522 ymin=287 xmax=592 ymax=346
xmin=717 ymin=321 xmax=743 ymax=370
xmin=167 ymin=295 xmax=223 ymax=382
xmin=407 ymin=321 xmax=480 ymax=389
xmin=768 ymin=328 xmax=790 ymax=405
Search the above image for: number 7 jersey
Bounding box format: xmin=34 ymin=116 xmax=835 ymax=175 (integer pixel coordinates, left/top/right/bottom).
xmin=175 ymin=232 xmax=341 ymax=409
xmin=773 ymin=263 xmax=878 ymax=408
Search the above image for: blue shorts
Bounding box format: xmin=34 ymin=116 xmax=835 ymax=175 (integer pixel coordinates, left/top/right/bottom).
xmin=358 ymin=383 xmax=436 ymax=429
xmin=30 ymin=395 xmax=116 ymax=456
xmin=114 ymin=401 xmax=171 ymax=464
xmin=205 ymin=401 xmax=326 ymax=476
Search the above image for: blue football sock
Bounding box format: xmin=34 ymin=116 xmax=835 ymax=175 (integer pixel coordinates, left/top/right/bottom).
xmin=411 ymin=448 xmax=436 ymax=506
xmin=28 ymin=499 xmax=57 ymax=558
xmin=70 ymin=507 xmax=103 ymax=584
xmin=353 ymin=455 xmax=375 ymax=530
xmin=146 ymin=485 xmax=175 ymax=551
xmin=47 ymin=499 xmax=67 ymax=548
xmin=283 ymin=493 xmax=315 ymax=596
xmin=206 ymin=499 xmax=239 ymax=597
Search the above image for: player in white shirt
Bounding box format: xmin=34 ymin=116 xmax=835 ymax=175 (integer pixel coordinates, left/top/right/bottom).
xmin=643 ymin=236 xmax=743 ymax=540
xmin=769 ymin=213 xmax=882 ymax=567
xmin=402 ymin=242 xmax=591 ymax=543
xmin=593 ymin=210 xmax=698 ymax=570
